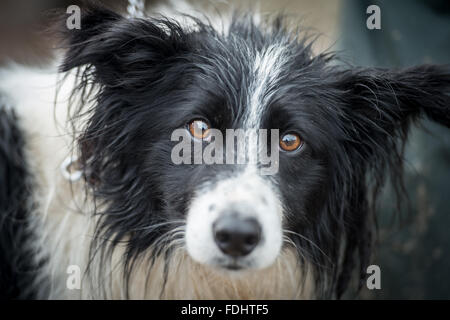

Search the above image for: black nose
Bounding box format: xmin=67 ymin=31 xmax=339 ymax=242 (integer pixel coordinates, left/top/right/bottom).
xmin=213 ymin=215 xmax=261 ymax=257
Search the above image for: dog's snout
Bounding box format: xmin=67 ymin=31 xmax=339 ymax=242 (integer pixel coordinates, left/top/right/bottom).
xmin=213 ymin=215 xmax=261 ymax=257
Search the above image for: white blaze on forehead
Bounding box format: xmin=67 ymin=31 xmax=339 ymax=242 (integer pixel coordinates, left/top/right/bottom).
xmin=245 ymin=45 xmax=286 ymax=128
xmin=244 ymin=45 xmax=286 ymax=171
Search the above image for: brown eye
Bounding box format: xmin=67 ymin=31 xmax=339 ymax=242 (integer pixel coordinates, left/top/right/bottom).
xmin=188 ymin=119 xmax=211 ymax=140
xmin=280 ymin=133 xmax=303 ymax=152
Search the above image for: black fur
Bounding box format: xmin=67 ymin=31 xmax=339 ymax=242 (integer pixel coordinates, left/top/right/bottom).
xmin=0 ymin=98 xmax=40 ymax=299
xmin=55 ymin=6 xmax=450 ymax=298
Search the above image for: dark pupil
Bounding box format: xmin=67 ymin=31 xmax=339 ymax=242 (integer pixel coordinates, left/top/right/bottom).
xmin=195 ymin=121 xmax=208 ymax=133
xmin=282 ymin=134 xmax=296 ymax=146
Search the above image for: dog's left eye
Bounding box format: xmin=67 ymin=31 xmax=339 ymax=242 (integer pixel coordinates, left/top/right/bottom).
xmin=188 ymin=119 xmax=211 ymax=140
xmin=280 ymin=133 xmax=303 ymax=152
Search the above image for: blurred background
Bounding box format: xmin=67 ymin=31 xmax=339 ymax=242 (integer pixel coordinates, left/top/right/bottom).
xmin=0 ymin=0 xmax=449 ymax=299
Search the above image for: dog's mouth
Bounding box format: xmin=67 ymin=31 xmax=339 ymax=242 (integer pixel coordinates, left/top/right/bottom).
xmin=211 ymin=255 xmax=253 ymax=272
xmin=223 ymin=261 xmax=245 ymax=271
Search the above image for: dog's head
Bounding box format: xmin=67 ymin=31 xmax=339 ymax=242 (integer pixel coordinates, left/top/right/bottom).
xmin=61 ymin=6 xmax=450 ymax=298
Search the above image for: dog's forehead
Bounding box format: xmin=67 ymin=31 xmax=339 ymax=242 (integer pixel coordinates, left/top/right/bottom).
xmin=172 ymin=20 xmax=330 ymax=131
xmin=190 ymin=31 xmax=294 ymax=127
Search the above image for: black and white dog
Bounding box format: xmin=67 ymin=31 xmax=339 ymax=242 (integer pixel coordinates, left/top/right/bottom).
xmin=0 ymin=4 xmax=449 ymax=299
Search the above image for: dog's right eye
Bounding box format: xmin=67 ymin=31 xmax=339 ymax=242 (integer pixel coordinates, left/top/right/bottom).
xmin=188 ymin=119 xmax=211 ymax=140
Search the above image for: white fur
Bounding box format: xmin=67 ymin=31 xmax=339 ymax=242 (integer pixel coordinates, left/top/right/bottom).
xmin=185 ymin=171 xmax=283 ymax=270
xmin=0 ymin=63 xmax=94 ymax=299
xmin=245 ymin=45 xmax=286 ymax=129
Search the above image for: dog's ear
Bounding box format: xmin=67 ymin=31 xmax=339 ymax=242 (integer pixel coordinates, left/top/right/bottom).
xmin=334 ymin=65 xmax=450 ymax=160
xmin=60 ymin=6 xmax=189 ymax=86
xmin=329 ymin=65 xmax=449 ymax=296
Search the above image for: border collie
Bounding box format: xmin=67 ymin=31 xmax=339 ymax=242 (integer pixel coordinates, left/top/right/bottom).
xmin=0 ymin=4 xmax=449 ymax=299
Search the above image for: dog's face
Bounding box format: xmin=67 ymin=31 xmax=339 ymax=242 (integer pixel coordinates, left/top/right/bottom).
xmin=62 ymin=7 xmax=450 ymax=297
xmin=145 ymin=38 xmax=333 ymax=271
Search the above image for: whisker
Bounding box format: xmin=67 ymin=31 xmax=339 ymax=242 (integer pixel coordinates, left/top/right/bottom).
xmin=283 ymin=229 xmax=332 ymax=263
xmin=131 ymin=219 xmax=186 ymax=232
xmin=283 ymin=235 xmax=307 ymax=261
